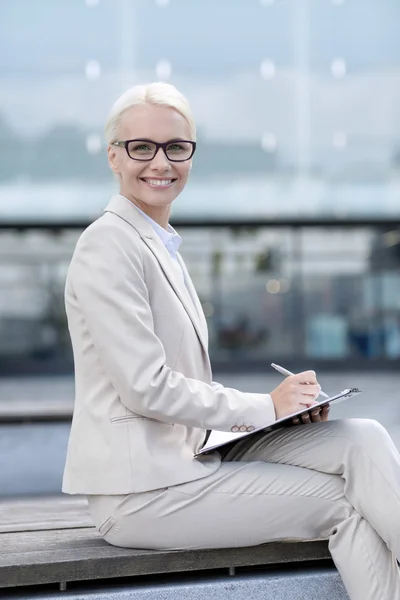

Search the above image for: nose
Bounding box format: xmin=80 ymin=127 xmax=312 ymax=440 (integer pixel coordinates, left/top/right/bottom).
xmin=150 ymin=147 xmax=172 ymax=171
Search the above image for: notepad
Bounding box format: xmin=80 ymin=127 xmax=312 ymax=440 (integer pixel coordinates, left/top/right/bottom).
xmin=195 ymin=387 xmax=362 ymax=456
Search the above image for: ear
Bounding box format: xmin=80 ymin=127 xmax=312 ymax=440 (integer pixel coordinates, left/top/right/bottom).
xmin=108 ymin=145 xmax=120 ymax=175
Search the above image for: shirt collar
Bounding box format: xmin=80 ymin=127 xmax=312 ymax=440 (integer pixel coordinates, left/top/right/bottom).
xmin=119 ymin=195 xmax=182 ymax=255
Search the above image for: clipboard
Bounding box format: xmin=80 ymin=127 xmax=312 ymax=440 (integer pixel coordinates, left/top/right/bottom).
xmin=195 ymin=387 xmax=362 ymax=456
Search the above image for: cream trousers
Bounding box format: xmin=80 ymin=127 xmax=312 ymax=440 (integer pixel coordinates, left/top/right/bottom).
xmin=87 ymin=418 xmax=400 ymax=600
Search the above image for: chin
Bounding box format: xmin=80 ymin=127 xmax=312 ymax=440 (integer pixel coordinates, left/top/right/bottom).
xmin=141 ymin=191 xmax=176 ymax=206
xmin=146 ymin=187 xmax=182 ymax=202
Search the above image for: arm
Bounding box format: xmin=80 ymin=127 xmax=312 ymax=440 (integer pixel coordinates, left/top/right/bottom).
xmin=70 ymin=224 xmax=275 ymax=432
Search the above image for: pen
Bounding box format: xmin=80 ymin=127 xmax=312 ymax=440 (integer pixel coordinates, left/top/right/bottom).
xmin=271 ymin=363 xmax=330 ymax=399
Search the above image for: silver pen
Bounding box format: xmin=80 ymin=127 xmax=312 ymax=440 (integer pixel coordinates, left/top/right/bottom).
xmin=271 ymin=363 xmax=330 ymax=399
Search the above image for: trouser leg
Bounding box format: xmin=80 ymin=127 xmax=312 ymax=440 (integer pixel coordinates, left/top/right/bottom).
xmin=88 ymin=456 xmax=400 ymax=600
xmin=220 ymin=417 xmax=400 ymax=600
xmin=87 ymin=461 xmax=351 ymax=550
xmin=329 ymin=510 xmax=400 ymax=600
xmin=223 ymin=418 xmax=400 ymax=560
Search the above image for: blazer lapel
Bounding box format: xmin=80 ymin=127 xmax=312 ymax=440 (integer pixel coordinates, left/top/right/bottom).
xmin=142 ymin=236 xmax=210 ymax=356
xmin=104 ymin=196 xmax=209 ymax=357
xmin=176 ymin=253 xmax=209 ymax=348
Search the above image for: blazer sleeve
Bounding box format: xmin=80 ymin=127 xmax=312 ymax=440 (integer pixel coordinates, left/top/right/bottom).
xmin=211 ymin=381 xmax=224 ymax=391
xmin=69 ymin=223 xmax=276 ymax=432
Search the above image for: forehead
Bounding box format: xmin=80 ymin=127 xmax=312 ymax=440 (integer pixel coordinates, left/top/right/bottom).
xmin=119 ymin=104 xmax=191 ymax=141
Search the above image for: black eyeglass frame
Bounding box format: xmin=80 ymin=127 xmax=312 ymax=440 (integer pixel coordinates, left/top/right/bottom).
xmin=111 ymin=138 xmax=196 ymax=162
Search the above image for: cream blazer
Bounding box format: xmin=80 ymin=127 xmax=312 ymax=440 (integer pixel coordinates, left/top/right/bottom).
xmin=62 ymin=195 xmax=275 ymax=495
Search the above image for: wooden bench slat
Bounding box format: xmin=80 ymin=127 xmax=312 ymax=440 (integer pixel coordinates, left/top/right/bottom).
xmin=0 ymin=400 xmax=73 ymax=420
xmin=0 ymin=496 xmax=91 ymax=533
xmin=0 ymin=526 xmax=330 ymax=588
xmin=0 ymin=496 xmax=331 ymax=589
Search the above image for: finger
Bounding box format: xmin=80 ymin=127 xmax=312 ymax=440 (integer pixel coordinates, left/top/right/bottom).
xmin=320 ymin=405 xmax=330 ymax=422
xmin=296 ymin=400 xmax=315 ymax=409
xmin=295 ymin=370 xmax=317 ymax=385
xmin=310 ymin=407 xmax=322 ymax=422
xmin=299 ymin=384 xmax=321 ymax=399
xmin=292 ymin=418 xmax=301 ymax=426
xmin=299 ymin=399 xmax=317 ymax=408
xmin=300 ymin=412 xmax=311 ymax=424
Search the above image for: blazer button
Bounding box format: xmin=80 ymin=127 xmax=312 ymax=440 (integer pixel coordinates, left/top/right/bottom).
xmin=239 ymin=425 xmax=247 ymax=432
xmin=231 ymin=426 xmax=239 ymax=432
xmin=246 ymin=426 xmax=255 ymax=432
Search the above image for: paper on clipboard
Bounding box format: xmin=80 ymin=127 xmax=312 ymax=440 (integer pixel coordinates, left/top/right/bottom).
xmin=195 ymin=387 xmax=362 ymax=457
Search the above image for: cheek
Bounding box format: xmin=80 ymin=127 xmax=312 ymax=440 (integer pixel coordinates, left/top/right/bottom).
xmin=121 ymin=162 xmax=142 ymax=182
xmin=176 ymin=165 xmax=190 ymax=185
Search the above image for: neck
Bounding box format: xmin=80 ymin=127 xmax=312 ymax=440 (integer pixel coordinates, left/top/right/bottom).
xmin=121 ymin=193 xmax=170 ymax=230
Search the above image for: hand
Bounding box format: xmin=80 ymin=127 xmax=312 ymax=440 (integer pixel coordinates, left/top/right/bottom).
xmin=270 ymin=370 xmax=321 ymax=420
xmin=292 ymin=404 xmax=330 ymax=426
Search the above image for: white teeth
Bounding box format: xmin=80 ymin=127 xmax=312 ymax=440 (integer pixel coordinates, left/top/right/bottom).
xmin=144 ymin=179 xmax=173 ymax=186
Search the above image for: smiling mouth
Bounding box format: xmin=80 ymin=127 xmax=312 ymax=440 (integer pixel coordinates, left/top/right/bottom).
xmin=140 ymin=178 xmax=177 ymax=188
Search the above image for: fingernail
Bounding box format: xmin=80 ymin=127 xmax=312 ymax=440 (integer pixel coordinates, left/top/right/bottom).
xmin=293 ymin=418 xmax=300 ymax=424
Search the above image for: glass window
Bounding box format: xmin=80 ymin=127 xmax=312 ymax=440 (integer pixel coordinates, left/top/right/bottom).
xmin=1 ymin=0 xmax=399 ymax=221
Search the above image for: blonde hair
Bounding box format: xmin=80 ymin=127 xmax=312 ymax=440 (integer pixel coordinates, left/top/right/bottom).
xmin=104 ymin=82 xmax=196 ymax=144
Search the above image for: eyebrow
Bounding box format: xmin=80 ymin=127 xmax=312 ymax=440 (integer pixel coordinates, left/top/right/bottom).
xmin=129 ymin=137 xmax=189 ymax=143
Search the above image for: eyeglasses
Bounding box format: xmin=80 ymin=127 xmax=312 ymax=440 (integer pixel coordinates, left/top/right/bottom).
xmin=112 ymin=138 xmax=196 ymax=162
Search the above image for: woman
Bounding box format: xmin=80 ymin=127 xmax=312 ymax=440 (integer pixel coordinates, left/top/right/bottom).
xmin=63 ymin=82 xmax=400 ymax=600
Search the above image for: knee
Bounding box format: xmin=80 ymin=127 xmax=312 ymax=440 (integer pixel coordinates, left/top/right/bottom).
xmin=334 ymin=418 xmax=390 ymax=451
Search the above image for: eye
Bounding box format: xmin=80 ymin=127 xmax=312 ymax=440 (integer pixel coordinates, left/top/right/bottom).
xmin=133 ymin=143 xmax=153 ymax=152
xmin=127 ymin=141 xmax=156 ymax=159
xmin=167 ymin=143 xmax=185 ymax=152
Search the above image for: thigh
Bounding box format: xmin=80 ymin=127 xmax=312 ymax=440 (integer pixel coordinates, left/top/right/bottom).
xmin=222 ymin=418 xmax=393 ymax=476
xmin=89 ymin=460 xmax=351 ymax=550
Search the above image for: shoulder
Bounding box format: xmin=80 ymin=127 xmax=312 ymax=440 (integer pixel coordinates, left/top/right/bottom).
xmin=69 ymin=212 xmax=145 ymax=278
xmin=77 ymin=212 xmax=142 ymax=255
xmin=82 ymin=211 xmax=140 ymax=242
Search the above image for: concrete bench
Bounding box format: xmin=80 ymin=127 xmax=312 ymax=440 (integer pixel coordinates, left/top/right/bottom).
xmin=0 ymin=496 xmax=349 ymax=599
